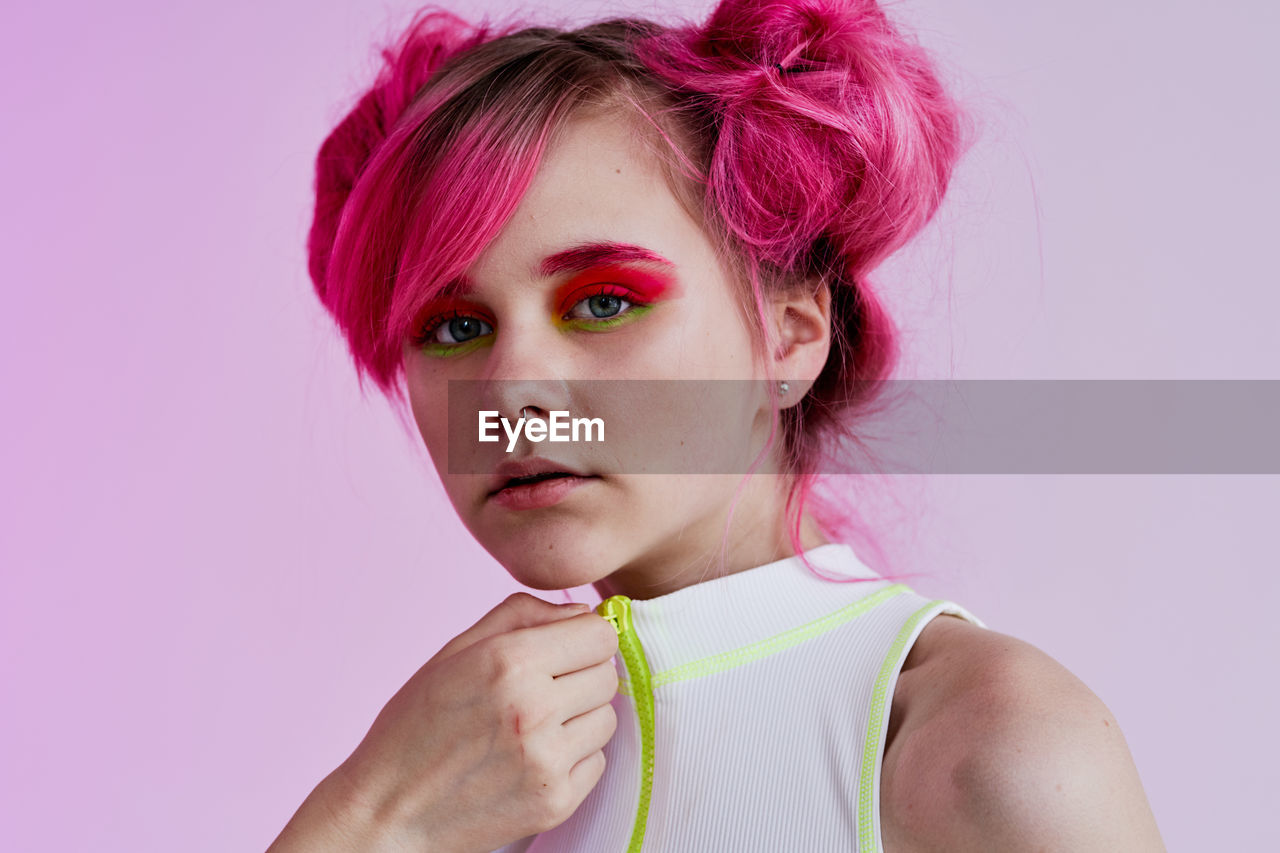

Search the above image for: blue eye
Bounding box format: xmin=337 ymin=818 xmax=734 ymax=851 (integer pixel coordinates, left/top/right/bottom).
xmin=411 ymin=309 xmax=495 ymax=356
xmin=566 ymin=293 xmax=633 ymax=320
xmin=433 ymin=314 xmax=492 ymax=344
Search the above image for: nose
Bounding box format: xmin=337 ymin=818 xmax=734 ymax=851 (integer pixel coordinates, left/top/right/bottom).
xmin=478 ymin=316 xmax=572 ymax=421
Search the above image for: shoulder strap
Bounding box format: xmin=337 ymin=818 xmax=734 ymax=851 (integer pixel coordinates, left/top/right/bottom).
xmin=857 ymin=593 xmax=985 ymax=852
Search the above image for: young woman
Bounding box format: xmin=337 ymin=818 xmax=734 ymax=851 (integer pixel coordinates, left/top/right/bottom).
xmin=270 ymin=1 xmax=1165 ymax=850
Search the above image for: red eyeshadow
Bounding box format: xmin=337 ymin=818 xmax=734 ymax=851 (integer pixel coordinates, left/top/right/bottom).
xmin=413 ymin=295 xmax=494 ymax=325
xmin=552 ymin=264 xmax=681 ymax=313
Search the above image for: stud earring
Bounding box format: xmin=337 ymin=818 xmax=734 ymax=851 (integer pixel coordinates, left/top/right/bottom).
xmin=779 ymin=381 xmax=790 ymax=395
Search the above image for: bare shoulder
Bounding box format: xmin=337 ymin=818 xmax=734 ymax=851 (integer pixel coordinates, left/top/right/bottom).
xmin=879 ymin=614 xmax=1166 ymax=852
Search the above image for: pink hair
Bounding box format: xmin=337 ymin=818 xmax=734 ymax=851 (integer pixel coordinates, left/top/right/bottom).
xmin=307 ymin=0 xmax=970 ymax=585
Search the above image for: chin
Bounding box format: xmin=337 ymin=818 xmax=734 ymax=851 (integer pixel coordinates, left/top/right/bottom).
xmin=481 ymin=527 xmax=624 ymax=591
xmin=501 ymin=550 xmax=616 ymax=591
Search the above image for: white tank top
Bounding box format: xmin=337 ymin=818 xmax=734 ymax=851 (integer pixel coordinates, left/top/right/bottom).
xmin=492 ymin=543 xmax=987 ymax=852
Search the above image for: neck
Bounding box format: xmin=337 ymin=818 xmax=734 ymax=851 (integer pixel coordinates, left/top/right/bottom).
xmin=591 ymin=476 xmax=829 ymax=601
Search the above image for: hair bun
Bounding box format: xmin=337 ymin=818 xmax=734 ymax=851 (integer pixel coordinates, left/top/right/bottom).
xmin=636 ymin=0 xmax=967 ymax=278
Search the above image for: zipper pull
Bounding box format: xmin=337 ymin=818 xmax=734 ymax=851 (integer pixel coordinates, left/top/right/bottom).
xmin=597 ymin=595 xmax=629 ymax=635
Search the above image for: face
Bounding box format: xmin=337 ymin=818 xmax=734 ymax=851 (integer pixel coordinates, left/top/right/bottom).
xmin=401 ymin=109 xmax=794 ymax=597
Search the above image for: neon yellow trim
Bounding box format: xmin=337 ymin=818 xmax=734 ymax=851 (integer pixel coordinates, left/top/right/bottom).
xmin=610 ymin=583 xmax=909 ymax=694
xmin=598 ymin=596 xmax=655 ymax=853
xmin=653 ymin=583 xmax=909 ymax=688
xmin=857 ymin=599 xmax=947 ymax=853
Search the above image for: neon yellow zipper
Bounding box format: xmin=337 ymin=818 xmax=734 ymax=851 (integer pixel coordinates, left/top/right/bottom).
xmin=597 ymin=595 xmax=655 ymax=853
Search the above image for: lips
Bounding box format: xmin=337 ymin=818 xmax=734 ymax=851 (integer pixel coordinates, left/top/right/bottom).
xmin=487 ymin=457 xmax=596 ymax=499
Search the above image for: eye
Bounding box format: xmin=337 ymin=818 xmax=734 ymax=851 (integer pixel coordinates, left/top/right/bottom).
xmin=563 ymin=288 xmax=637 ymax=321
xmin=432 ymin=313 xmax=492 ymax=344
xmin=412 ymin=308 xmax=494 ymax=355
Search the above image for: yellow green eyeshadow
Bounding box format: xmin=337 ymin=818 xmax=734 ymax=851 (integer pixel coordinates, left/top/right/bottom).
xmin=558 ymin=303 xmax=654 ymax=333
xmin=416 ymin=335 xmax=494 ymax=359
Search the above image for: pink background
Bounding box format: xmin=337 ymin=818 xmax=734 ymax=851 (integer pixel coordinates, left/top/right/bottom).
xmin=3 ymin=0 xmax=1276 ymax=848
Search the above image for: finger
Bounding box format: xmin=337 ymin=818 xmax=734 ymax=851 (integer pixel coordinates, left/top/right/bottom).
xmin=551 ymin=658 xmax=621 ymax=723
xmin=510 ymin=611 xmax=619 ymax=677
xmin=442 ymin=593 xmax=590 ymax=658
xmin=567 ymin=750 xmax=606 ymax=799
xmin=561 ymin=703 xmax=618 ymax=762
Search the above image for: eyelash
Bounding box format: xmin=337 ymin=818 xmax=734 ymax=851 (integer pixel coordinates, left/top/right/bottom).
xmin=407 ymin=308 xmax=488 ymax=355
xmin=411 ymin=285 xmax=652 ymax=355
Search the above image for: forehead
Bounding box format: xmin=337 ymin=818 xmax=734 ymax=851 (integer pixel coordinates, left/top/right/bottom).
xmin=464 ymin=109 xmax=717 ymax=287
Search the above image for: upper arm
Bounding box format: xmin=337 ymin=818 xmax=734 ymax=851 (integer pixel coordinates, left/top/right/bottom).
xmin=884 ymin=621 xmax=1166 ymax=852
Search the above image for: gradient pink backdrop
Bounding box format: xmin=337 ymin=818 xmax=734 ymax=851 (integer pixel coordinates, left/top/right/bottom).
xmin=3 ymin=0 xmax=1276 ymax=849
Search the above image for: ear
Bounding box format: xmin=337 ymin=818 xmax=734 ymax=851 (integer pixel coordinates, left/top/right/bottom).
xmin=769 ymin=278 xmax=831 ymax=408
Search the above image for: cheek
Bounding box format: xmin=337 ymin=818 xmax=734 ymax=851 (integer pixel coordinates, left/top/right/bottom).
xmin=632 ymin=296 xmax=759 ymax=379
xmin=684 ymin=281 xmax=761 ymax=376
xmin=714 ymin=316 xmax=759 ymax=374
xmin=406 ymin=372 xmax=451 ymax=470
xmin=617 ymin=474 xmax=744 ymax=534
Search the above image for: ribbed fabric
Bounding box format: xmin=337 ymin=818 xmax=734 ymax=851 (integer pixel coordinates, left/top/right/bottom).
xmin=492 ymin=543 xmax=986 ymax=852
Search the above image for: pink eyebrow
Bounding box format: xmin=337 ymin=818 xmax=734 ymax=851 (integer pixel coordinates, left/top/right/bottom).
xmin=538 ymin=242 xmax=676 ymax=277
xmin=438 ymin=242 xmax=675 ymax=297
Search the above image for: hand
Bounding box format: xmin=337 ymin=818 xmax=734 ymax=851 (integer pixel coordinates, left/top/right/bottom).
xmin=328 ymin=593 xmax=620 ymax=852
